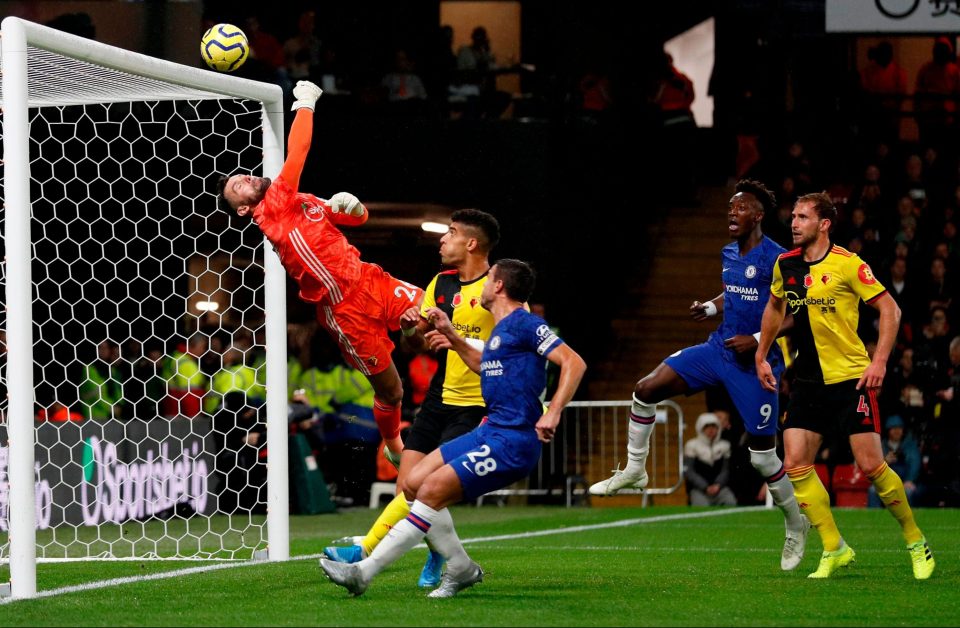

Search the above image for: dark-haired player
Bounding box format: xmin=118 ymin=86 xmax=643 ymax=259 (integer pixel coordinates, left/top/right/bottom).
xmin=589 ymin=179 xmax=809 ymax=570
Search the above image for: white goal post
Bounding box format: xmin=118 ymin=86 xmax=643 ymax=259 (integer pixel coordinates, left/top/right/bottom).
xmin=1 ymin=17 xmax=289 ymax=599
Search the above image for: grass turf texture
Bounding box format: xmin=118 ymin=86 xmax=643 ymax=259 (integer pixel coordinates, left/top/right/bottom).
xmin=1 ymin=506 xmax=957 ymax=626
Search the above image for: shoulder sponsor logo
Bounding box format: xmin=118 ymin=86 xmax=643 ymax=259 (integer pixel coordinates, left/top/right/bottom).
xmin=745 ymin=265 xmax=757 ymax=278
xmin=302 ymin=202 xmax=326 ymax=222
xmin=858 ymin=263 xmax=877 ymax=285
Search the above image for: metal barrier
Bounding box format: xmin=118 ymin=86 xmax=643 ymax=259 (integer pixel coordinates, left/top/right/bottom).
xmin=477 ymin=400 xmax=685 ymax=507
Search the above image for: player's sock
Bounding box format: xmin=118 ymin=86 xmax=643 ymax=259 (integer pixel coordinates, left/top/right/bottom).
xmin=359 ymin=500 xmax=436 ymax=582
xmin=749 ymin=448 xmax=804 ymax=529
xmin=373 ymin=398 xmax=403 ymax=454
xmin=423 ymin=507 xmax=471 ymax=577
xmin=866 ymin=461 xmax=923 ymax=545
xmin=788 ymin=464 xmax=842 ymax=552
xmin=625 ymin=395 xmax=656 ymax=471
xmin=359 ymin=493 xmax=412 ymax=556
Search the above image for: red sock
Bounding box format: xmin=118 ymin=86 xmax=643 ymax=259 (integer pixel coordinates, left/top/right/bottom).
xmin=373 ymin=398 xmax=401 ymax=441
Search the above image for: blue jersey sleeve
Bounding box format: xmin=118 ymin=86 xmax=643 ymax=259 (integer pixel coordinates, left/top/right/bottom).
xmin=524 ymin=314 xmax=564 ymax=357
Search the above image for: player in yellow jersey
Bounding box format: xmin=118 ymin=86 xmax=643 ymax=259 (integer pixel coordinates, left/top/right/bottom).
xmin=323 ymin=208 xmax=500 ymax=588
xmin=756 ymin=192 xmax=935 ymax=580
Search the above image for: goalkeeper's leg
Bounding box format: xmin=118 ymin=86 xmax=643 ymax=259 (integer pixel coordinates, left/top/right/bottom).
xmin=368 ymin=363 xmax=405 ymax=457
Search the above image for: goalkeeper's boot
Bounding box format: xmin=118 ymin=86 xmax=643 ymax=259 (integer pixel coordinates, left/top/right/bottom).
xmin=807 ymin=541 xmax=855 ymax=579
xmin=427 ymin=561 xmax=483 ymax=599
xmin=384 ymin=446 xmax=402 ymax=471
xmin=319 ymin=558 xmax=370 ymax=596
xmin=418 ymin=550 xmax=446 ymax=588
xmin=588 ymin=465 xmax=648 ymax=496
xmin=781 ymin=515 xmax=810 ymax=571
xmin=907 ymin=536 xmax=935 ymax=580
xmin=323 ymin=544 xmax=365 ymax=564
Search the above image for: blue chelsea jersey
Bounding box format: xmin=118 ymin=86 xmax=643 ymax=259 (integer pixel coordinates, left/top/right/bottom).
xmin=480 ymin=309 xmax=563 ymax=429
xmin=710 ymin=236 xmax=786 ymax=366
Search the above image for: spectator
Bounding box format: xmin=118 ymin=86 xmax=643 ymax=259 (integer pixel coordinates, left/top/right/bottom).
xmin=205 ymin=344 xmax=265 ymax=414
xmin=915 ymin=336 xmax=960 ymax=507
xmin=380 ymin=48 xmax=429 ymax=116
xmin=406 ymin=352 xmax=438 ymax=410
xmin=860 ymin=41 xmax=907 ymax=145
xmin=868 ymin=415 xmax=920 ymax=507
xmin=422 ymin=24 xmax=458 ymax=112
xmin=454 ymin=26 xmax=512 ymax=119
xmin=79 ymin=340 xmax=123 ymax=421
xmin=882 ymin=256 xmax=919 ymax=340
xmin=651 ymin=50 xmax=698 ymax=204
xmin=212 ymin=391 xmax=266 ymax=514
xmin=283 ymin=9 xmax=322 ymax=82
xmin=161 ymin=333 xmax=208 ymax=418
xmin=683 ymin=412 xmax=737 ymax=506
xmin=914 ymin=36 xmax=960 ymax=154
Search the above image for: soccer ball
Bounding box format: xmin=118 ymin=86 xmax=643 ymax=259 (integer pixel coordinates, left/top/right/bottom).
xmin=200 ymin=23 xmax=249 ymax=72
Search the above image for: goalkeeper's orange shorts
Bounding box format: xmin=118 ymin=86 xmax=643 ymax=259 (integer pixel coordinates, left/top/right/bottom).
xmin=317 ymin=262 xmax=423 ymax=376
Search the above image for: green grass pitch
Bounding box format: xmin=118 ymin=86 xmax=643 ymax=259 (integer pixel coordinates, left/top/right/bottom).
xmin=1 ymin=506 xmax=957 ymax=626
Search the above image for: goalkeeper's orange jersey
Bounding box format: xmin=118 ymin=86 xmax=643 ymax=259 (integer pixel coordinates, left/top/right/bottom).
xmin=252 ymin=110 xmax=367 ymax=306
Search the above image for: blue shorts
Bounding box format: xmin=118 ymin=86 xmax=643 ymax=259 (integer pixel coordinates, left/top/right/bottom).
xmin=664 ymin=342 xmax=782 ymax=436
xmin=439 ymin=423 xmax=541 ymax=501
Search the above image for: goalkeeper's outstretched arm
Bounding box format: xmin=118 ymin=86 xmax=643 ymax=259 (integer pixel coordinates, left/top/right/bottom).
xmin=278 ymin=80 xmax=323 ymax=191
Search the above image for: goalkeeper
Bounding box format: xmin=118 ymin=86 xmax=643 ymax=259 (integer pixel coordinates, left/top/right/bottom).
xmin=216 ymin=80 xmax=422 ymax=460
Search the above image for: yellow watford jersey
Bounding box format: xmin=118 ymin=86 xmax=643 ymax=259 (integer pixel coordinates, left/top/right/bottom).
xmin=771 ymin=245 xmax=887 ymax=385
xmin=421 ymin=270 xmax=494 ymax=406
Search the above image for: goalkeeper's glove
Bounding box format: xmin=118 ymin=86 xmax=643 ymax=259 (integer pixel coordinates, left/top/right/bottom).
xmin=291 ymin=80 xmax=323 ymax=111
xmin=329 ymin=192 xmax=365 ymax=217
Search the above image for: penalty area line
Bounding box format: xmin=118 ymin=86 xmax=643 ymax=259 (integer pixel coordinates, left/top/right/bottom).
xmin=4 ymin=507 xmax=764 ymax=604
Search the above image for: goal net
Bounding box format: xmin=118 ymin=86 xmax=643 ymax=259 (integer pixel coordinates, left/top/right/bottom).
xmin=0 ymin=18 xmax=289 ymax=598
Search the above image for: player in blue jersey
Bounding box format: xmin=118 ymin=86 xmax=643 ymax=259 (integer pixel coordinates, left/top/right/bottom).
xmin=320 ymin=259 xmax=586 ymax=597
xmin=589 ymin=179 xmax=810 ymax=570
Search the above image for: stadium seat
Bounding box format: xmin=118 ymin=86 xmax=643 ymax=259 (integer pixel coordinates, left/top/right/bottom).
xmin=832 ymin=464 xmax=871 ymax=508
xmin=368 ymin=482 xmax=396 ymax=508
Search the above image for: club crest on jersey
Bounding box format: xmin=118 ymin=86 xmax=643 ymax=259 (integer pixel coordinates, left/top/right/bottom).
xmin=489 ymin=336 xmax=501 ymax=350
xmin=470 ymin=297 xmax=479 ymax=308
xmin=452 ymin=292 xmax=463 ymax=307
xmin=745 ymin=265 xmax=757 ymax=278
xmin=302 ymin=202 xmax=325 ymax=223
xmin=821 ymin=273 xmax=832 ymax=285
xmin=858 ymin=263 xmax=877 ymax=285
xmin=803 ymin=274 xmax=813 ymax=288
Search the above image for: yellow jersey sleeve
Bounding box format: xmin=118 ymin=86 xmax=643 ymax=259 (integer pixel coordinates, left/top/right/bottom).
xmin=845 ymin=254 xmax=886 ymax=303
xmin=420 ymin=273 xmax=440 ymax=316
xmin=771 ymin=257 xmax=785 ymax=299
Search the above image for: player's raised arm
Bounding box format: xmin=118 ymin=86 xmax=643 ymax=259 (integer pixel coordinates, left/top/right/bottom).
xmin=327 ymin=191 xmax=368 ymax=226
xmin=278 ymin=81 xmax=323 ymax=190
xmin=424 ymin=307 xmax=482 ymax=373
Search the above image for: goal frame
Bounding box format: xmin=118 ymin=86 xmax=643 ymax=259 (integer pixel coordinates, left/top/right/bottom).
xmin=1 ymin=16 xmax=289 ymax=599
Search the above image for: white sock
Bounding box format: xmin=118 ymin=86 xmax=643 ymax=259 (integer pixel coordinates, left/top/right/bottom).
xmin=749 ymin=447 xmax=803 ymax=529
xmin=424 ymin=508 xmax=472 ymax=576
xmin=626 ymin=395 xmax=656 ymax=470
xmin=359 ymin=500 xmax=436 ymax=581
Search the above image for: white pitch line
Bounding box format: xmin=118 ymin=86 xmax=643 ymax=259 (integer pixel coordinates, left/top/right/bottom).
xmin=1 ymin=507 xmax=764 ymax=604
